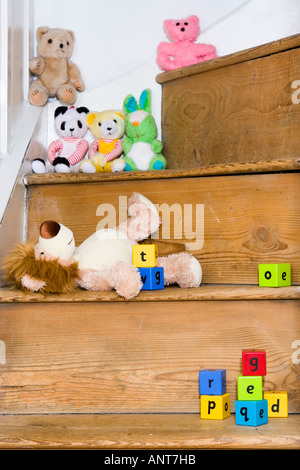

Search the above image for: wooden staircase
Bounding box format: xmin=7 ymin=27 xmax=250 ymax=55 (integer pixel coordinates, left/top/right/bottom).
xmin=0 ymin=35 xmax=300 ymax=450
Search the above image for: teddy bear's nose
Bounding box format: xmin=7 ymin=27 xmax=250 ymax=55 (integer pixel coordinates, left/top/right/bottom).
xmin=107 ymin=127 xmax=112 ymax=131
xmin=60 ymin=43 xmax=64 ymax=49
xmin=69 ymin=128 xmax=75 ymax=132
xmin=132 ymin=121 xmax=139 ymax=127
xmin=181 ymin=27 xmax=185 ymax=32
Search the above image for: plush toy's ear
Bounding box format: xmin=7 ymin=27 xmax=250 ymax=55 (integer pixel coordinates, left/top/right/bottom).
xmin=87 ymin=112 xmax=96 ymax=126
xmin=40 ymin=220 xmax=60 ymax=239
xmin=163 ymin=19 xmax=173 ymax=31
xmin=139 ymin=89 xmax=151 ymax=113
xmin=188 ymin=15 xmax=200 ymax=25
xmin=115 ymin=112 xmax=125 ymax=120
xmin=67 ymin=30 xmax=75 ymax=41
xmin=77 ymin=107 xmax=89 ymax=115
xmin=123 ymin=95 xmax=138 ymax=114
xmin=36 ymin=26 xmax=50 ymax=41
xmin=54 ymin=106 xmax=68 ymax=118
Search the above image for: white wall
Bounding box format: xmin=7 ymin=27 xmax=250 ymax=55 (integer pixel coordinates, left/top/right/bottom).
xmin=34 ymin=0 xmax=252 ymax=92
xmin=32 ymin=0 xmax=300 ymax=151
xmin=33 ymin=0 xmax=300 ymax=90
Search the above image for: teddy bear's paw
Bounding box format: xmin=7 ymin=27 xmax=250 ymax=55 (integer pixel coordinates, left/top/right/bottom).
xmin=114 ymin=264 xmax=143 ymax=299
xmin=57 ymin=84 xmax=76 ymax=105
xmin=157 ymin=252 xmax=202 ymax=288
xmin=54 ymin=163 xmax=71 ymax=173
xmin=110 ymin=159 xmax=126 ymax=172
xmin=29 ymin=88 xmax=48 ymax=107
xmin=29 ymin=57 xmax=45 ymax=75
xmin=73 ymin=79 xmax=85 ymax=92
xmin=31 ymin=158 xmax=46 ymax=174
xmin=79 ymin=160 xmax=96 ymax=173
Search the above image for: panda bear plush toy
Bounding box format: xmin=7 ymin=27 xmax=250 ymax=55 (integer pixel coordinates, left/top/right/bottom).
xmin=32 ymin=105 xmax=89 ymax=173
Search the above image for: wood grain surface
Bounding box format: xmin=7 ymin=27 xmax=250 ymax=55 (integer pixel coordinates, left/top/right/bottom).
xmin=0 ymin=414 xmax=299 ymax=449
xmin=0 ymin=299 xmax=299 ymax=414
xmin=26 ymin=173 xmax=300 ymax=285
xmin=160 ymin=48 xmax=300 ymax=167
xmin=1 ymin=285 xmax=299 ymax=303
xmin=24 ymin=158 xmax=300 ymax=185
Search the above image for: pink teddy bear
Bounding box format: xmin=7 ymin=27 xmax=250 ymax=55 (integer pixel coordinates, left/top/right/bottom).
xmin=157 ymin=15 xmax=217 ymax=71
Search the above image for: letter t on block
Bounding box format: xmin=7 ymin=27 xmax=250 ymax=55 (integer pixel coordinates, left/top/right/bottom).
xmin=132 ymin=244 xmax=158 ymax=267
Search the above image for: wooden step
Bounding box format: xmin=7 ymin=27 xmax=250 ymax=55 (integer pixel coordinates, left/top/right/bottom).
xmin=0 ymin=414 xmax=299 ymax=449
xmin=0 ymin=284 xmax=299 ymax=415
xmin=25 ymin=170 xmax=300 ymax=285
xmin=157 ymin=34 xmax=300 ymax=169
xmin=1 ymin=284 xmax=300 ymax=302
xmin=24 ymin=158 xmax=300 ymax=185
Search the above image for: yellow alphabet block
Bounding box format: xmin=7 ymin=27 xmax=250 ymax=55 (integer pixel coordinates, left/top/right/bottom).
xmin=132 ymin=244 xmax=158 ymax=267
xmin=264 ymin=391 xmax=288 ymax=417
xmin=200 ymin=393 xmax=230 ymax=420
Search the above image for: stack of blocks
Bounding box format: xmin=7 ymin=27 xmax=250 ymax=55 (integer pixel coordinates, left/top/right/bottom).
xmin=132 ymin=244 xmax=164 ymax=290
xmin=235 ymin=350 xmax=268 ymax=426
xmin=199 ymin=369 xmax=230 ymax=420
xmin=235 ymin=350 xmax=288 ymax=426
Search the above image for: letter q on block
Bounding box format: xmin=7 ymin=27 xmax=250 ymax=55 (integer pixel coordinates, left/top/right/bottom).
xmin=235 ymin=400 xmax=268 ymax=426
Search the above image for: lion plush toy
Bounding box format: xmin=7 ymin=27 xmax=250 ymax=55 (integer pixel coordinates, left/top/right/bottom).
xmin=3 ymin=193 xmax=202 ymax=299
xmin=28 ymin=26 xmax=85 ymax=107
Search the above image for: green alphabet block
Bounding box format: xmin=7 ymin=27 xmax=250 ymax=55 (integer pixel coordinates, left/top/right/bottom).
xmin=237 ymin=375 xmax=263 ymax=401
xmin=258 ymin=263 xmax=291 ymax=287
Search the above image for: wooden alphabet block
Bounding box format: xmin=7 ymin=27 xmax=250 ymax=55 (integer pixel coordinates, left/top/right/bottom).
xmin=237 ymin=375 xmax=263 ymax=401
xmin=258 ymin=263 xmax=291 ymax=287
xmin=200 ymin=393 xmax=230 ymax=420
xmin=242 ymin=350 xmax=266 ymax=376
xmin=132 ymin=244 xmax=158 ymax=268
xmin=199 ymin=369 xmax=226 ymax=395
xmin=137 ymin=267 xmax=164 ymax=290
xmin=235 ymin=400 xmax=268 ymax=426
xmin=264 ymin=391 xmax=288 ymax=417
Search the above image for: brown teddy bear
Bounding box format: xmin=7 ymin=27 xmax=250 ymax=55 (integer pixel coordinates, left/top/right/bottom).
xmin=28 ymin=26 xmax=85 ymax=107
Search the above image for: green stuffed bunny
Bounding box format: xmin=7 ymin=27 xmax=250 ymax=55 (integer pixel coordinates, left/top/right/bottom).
xmin=122 ymin=89 xmax=167 ymax=171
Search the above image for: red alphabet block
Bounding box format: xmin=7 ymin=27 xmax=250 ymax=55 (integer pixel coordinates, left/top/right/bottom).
xmin=242 ymin=350 xmax=266 ymax=376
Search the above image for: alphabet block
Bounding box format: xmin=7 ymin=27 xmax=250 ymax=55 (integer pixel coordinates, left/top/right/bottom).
xmin=200 ymin=393 xmax=230 ymax=420
xmin=132 ymin=244 xmax=158 ymax=267
xmin=199 ymin=369 xmax=226 ymax=395
xmin=237 ymin=375 xmax=263 ymax=401
xmin=242 ymin=350 xmax=266 ymax=376
xmin=137 ymin=267 xmax=164 ymax=290
xmin=235 ymin=400 xmax=268 ymax=426
xmin=264 ymin=391 xmax=288 ymax=417
xmin=258 ymin=263 xmax=291 ymax=287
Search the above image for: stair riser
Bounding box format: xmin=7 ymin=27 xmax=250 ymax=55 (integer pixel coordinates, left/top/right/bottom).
xmin=160 ymin=48 xmax=300 ymax=168
xmin=0 ymin=299 xmax=299 ymax=414
xmin=27 ymin=173 xmax=300 ymax=285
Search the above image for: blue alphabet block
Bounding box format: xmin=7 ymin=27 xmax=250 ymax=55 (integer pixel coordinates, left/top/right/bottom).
xmin=138 ymin=267 xmax=164 ymax=291
xmin=199 ymin=369 xmax=226 ymax=396
xmin=235 ymin=400 xmax=268 ymax=426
